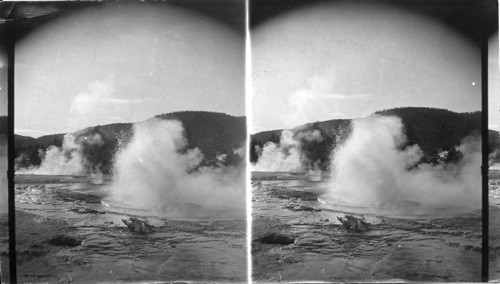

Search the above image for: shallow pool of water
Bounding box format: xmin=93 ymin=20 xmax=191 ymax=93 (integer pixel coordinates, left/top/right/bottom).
xmin=14 ymin=174 xmax=247 ymax=282
xmin=252 ymin=171 xmax=481 ymax=282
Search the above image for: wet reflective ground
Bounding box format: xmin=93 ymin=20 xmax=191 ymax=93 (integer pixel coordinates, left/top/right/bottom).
xmin=14 ymin=174 xmax=247 ymax=283
xmin=252 ymin=171 xmax=481 ymax=282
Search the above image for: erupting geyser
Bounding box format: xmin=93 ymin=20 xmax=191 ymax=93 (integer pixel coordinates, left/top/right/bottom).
xmin=107 ymin=118 xmax=245 ymax=213
xmin=325 ymin=115 xmax=481 ymax=210
xmin=15 ymin=133 xmax=104 ymax=176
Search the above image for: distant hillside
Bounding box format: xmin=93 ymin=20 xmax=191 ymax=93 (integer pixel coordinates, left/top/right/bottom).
xmin=14 ymin=134 xmax=37 ymax=147
xmin=15 ymin=111 xmax=246 ymax=174
xmin=250 ymin=119 xmax=351 ymax=170
xmin=250 ymin=107 xmax=482 ymax=170
xmin=155 ymin=111 xmax=246 ymax=159
xmin=375 ymin=107 xmax=481 ymax=154
xmin=252 ymin=118 xmax=353 ymax=145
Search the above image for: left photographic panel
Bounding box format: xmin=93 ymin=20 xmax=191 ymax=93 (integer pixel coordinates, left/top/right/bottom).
xmin=8 ymin=1 xmax=247 ymax=282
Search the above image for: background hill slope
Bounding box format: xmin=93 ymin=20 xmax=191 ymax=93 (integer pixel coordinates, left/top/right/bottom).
xmin=251 ymin=107 xmax=483 ymax=170
xmin=14 ymin=111 xmax=246 ymax=174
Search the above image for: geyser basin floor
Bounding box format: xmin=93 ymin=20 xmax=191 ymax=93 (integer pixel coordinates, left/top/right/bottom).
xmin=251 ymin=172 xmax=481 ymax=282
xmin=14 ymin=174 xmax=247 ymax=282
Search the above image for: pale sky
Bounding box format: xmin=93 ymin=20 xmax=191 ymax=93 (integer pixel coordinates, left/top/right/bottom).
xmin=15 ymin=2 xmax=244 ymax=137
xmin=252 ymin=2 xmax=482 ymax=133
xmin=489 ymin=33 xmax=500 ymax=132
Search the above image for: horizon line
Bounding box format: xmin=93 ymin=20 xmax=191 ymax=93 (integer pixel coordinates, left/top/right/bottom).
xmin=14 ymin=110 xmax=247 ymax=138
xmin=252 ymin=106 xmax=483 ymax=134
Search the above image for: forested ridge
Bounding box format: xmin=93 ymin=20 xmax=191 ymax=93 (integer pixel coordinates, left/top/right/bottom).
xmin=13 ymin=111 xmax=246 ymax=174
xmin=250 ymin=107 xmax=484 ymax=170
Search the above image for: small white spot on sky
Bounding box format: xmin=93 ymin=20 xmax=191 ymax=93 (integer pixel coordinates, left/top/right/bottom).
xmin=472 ymin=82 xmax=476 ymax=86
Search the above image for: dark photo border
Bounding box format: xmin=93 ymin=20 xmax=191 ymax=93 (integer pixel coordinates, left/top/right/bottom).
xmin=1 ymin=0 xmax=498 ymax=282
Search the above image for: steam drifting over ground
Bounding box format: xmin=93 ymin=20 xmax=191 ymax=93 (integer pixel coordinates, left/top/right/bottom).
xmin=325 ymin=115 xmax=481 ymax=209
xmin=491 ymin=163 xmax=500 ymax=171
xmin=15 ymin=133 xmax=104 ymax=176
xmin=252 ymin=129 xmax=323 ymax=172
xmin=107 ymin=118 xmax=245 ymax=213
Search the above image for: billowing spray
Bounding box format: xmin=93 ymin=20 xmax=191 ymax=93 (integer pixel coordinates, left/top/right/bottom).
xmin=252 ymin=129 xmax=323 ymax=172
xmin=325 ymin=115 xmax=481 ymax=209
xmin=15 ymin=133 xmax=104 ymax=176
xmin=106 ymin=118 xmax=245 ymax=213
xmin=490 ymin=148 xmax=500 ymax=171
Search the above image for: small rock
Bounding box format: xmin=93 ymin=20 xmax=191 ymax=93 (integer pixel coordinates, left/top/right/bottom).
xmin=122 ymin=217 xmax=154 ymax=234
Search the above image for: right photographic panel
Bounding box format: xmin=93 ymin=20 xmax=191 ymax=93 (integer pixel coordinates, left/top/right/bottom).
xmin=250 ymin=0 xmax=496 ymax=282
xmin=489 ymin=20 xmax=500 ymax=281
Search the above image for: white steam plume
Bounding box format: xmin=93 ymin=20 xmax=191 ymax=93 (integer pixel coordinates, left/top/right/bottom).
xmin=107 ymin=118 xmax=245 ymax=213
xmin=16 ymin=133 xmax=103 ymax=176
xmin=252 ymin=129 xmax=322 ymax=172
xmin=490 ymin=161 xmax=500 ymax=171
xmin=325 ymin=115 xmax=481 ymax=209
xmin=233 ymin=144 xmax=246 ymax=158
xmin=89 ymin=164 xmax=104 ymax=184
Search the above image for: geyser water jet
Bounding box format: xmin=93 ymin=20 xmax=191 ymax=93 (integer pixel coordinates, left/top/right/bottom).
xmin=107 ymin=118 xmax=245 ymax=213
xmin=325 ymin=115 xmax=481 ymax=209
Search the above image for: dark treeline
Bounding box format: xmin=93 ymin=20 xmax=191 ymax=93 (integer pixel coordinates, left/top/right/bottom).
xmin=250 ymin=107 xmax=483 ymax=171
xmin=14 ymin=111 xmax=246 ymax=174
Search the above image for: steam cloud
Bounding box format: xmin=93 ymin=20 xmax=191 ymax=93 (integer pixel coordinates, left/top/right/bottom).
xmin=107 ymin=118 xmax=245 ymax=213
xmin=491 ymin=162 xmax=500 ymax=171
xmin=325 ymin=115 xmax=481 ymax=209
xmin=16 ymin=133 xmax=104 ymax=176
xmin=252 ymin=129 xmax=323 ymax=172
